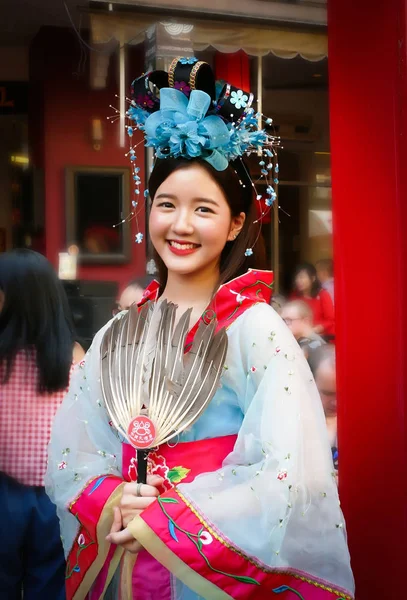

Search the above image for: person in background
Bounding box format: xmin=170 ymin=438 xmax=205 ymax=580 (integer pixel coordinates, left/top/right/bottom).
xmin=0 ymin=249 xmax=84 ymax=600
xmin=115 ymin=275 xmax=156 ymax=313
xmin=316 ymin=258 xmax=335 ymax=304
xmin=291 ymin=262 xmax=335 ymax=337
xmin=308 ymin=344 xmax=338 ymax=472
xmin=270 ymin=293 xmax=286 ymax=315
xmin=281 ymin=299 xmax=326 ymax=357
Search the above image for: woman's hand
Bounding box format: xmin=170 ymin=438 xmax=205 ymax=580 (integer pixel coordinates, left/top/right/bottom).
xmin=106 ymin=506 xmax=142 ymax=554
xmin=120 ymin=474 xmax=163 ymax=527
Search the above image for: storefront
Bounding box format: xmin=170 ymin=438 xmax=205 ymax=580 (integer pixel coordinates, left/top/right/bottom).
xmin=0 ymin=1 xmax=329 ymax=295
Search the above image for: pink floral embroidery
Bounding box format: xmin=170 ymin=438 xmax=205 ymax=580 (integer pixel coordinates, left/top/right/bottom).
xmin=199 ymin=530 xmax=213 ymax=545
xmin=277 ymin=469 xmax=288 ymax=481
xmin=128 ymin=452 xmax=190 ymax=493
xmin=250 ymin=366 xmax=257 ymax=373
xmin=77 ymin=534 xmax=85 ymax=546
xmin=58 ymin=461 xmax=67 ymax=470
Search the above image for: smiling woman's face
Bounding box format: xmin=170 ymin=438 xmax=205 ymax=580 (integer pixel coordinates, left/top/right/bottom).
xmin=149 ymin=164 xmax=244 ymax=278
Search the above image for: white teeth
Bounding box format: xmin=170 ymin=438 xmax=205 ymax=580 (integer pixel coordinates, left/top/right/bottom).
xmin=169 ymin=241 xmax=197 ymax=250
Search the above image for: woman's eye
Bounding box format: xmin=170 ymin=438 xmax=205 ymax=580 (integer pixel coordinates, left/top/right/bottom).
xmin=196 ymin=206 xmax=214 ymax=214
xmin=157 ymin=202 xmax=174 ymax=209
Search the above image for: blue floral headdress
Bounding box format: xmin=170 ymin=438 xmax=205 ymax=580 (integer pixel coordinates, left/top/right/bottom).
xmin=114 ymin=57 xmax=279 ymax=253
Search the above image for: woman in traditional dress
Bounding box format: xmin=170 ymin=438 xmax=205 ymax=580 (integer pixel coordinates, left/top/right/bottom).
xmin=46 ymin=58 xmax=354 ymax=600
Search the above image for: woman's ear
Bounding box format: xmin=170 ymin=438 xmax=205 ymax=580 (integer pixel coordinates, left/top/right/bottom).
xmin=228 ymin=212 xmax=246 ymax=241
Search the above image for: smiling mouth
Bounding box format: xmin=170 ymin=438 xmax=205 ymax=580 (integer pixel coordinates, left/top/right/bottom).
xmin=167 ymin=240 xmax=200 ymax=250
xmin=167 ymin=240 xmax=201 ymax=256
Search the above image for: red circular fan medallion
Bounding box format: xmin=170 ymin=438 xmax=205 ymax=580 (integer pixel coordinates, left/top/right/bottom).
xmin=127 ymin=416 xmax=156 ymax=449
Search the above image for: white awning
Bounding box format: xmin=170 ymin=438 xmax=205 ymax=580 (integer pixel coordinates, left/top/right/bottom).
xmin=90 ymin=12 xmax=327 ymax=61
xmin=89 ymin=0 xmax=327 ymax=27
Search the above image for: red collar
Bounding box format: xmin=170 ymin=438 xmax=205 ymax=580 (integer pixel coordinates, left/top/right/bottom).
xmin=138 ymin=269 xmax=274 ymax=348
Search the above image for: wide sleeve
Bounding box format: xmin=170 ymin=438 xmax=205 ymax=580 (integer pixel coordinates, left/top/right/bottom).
xmin=127 ymin=304 xmax=354 ymax=600
xmin=318 ymin=289 xmax=335 ymax=335
xmin=45 ymin=319 xmax=125 ymax=600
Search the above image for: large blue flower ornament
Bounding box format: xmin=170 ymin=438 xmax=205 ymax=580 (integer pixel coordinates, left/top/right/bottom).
xmin=143 ymin=88 xmax=231 ymax=170
xmin=128 ymin=87 xmax=269 ymax=171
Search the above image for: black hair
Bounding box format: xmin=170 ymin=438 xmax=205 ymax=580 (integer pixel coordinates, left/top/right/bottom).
xmin=293 ymin=262 xmax=321 ymax=298
xmin=0 ymin=249 xmax=75 ymax=393
xmin=148 ymin=157 xmax=266 ymax=291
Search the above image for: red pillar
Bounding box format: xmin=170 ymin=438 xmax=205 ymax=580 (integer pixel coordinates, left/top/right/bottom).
xmin=328 ymin=0 xmax=407 ymax=597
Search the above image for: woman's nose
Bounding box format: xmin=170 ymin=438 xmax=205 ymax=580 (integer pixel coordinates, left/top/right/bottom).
xmin=171 ymin=210 xmax=194 ymax=235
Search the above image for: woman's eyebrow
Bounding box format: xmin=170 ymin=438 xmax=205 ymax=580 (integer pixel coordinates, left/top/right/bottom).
xmin=155 ymin=193 xmax=177 ymax=200
xmin=155 ymin=193 xmax=219 ymax=207
xmin=192 ymin=197 xmax=219 ymax=206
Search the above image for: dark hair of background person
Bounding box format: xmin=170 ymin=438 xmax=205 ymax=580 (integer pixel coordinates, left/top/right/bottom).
xmin=308 ymin=343 xmax=336 ymax=378
xmin=293 ymin=262 xmax=321 ymax=298
xmin=316 ymin=258 xmax=334 ymax=277
xmin=148 ymin=157 xmax=267 ymax=291
xmin=0 ymin=249 xmax=75 ymax=393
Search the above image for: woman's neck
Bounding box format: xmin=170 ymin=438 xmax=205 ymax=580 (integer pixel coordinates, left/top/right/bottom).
xmin=162 ymin=267 xmax=220 ymax=309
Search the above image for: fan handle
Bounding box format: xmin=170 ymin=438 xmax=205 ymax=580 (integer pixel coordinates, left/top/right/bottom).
xmin=136 ymin=449 xmax=149 ymax=484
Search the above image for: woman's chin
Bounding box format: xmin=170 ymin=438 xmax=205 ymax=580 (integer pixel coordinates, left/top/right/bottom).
xmin=159 ymin=253 xmax=201 ymax=277
xmin=161 ymin=254 xmax=218 ymax=279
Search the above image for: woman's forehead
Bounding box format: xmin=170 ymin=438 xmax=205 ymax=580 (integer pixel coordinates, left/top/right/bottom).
xmin=155 ymin=167 xmax=228 ymax=204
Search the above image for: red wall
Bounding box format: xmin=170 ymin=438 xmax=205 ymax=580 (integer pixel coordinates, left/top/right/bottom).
xmin=329 ymin=0 xmax=407 ymax=597
xmin=215 ymin=50 xmax=250 ymax=90
xmin=30 ymin=28 xmax=146 ymax=290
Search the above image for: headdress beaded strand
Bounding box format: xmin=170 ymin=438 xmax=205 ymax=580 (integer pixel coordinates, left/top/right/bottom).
xmin=109 ymin=57 xmax=280 ymax=255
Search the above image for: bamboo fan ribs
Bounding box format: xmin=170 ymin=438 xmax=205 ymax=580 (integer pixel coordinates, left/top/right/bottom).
xmin=100 ymin=300 xmax=228 ymax=483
